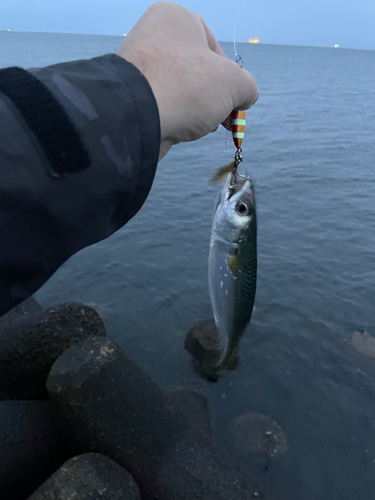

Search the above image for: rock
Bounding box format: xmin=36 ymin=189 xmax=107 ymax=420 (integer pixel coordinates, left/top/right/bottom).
xmin=0 ymin=302 xmax=106 ymax=400
xmin=28 ymin=453 xmax=141 ymax=500
xmin=228 ymin=413 xmax=288 ymax=461
xmin=185 ymin=319 xmax=239 ymax=381
xmin=185 ymin=319 xmax=222 ymax=365
xmin=167 ymin=384 xmax=212 ymax=437
xmin=47 ymin=337 xmax=280 ymax=500
xmin=82 ymin=302 xmax=107 ymax=321
xmin=350 ymin=330 xmax=375 ymax=359
xmin=0 ymin=401 xmax=70 ymax=500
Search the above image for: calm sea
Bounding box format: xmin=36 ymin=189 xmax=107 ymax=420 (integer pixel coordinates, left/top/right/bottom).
xmin=1 ymin=32 xmax=375 ymax=500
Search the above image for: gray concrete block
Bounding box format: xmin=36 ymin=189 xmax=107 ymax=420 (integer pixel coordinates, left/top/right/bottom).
xmin=0 ymin=401 xmax=70 ymax=500
xmin=28 ymin=453 xmax=141 ymax=500
xmin=0 ymin=302 xmax=106 ymax=400
xmin=0 ymin=297 xmax=43 ymax=325
xmin=47 ymin=337 xmax=280 ymax=500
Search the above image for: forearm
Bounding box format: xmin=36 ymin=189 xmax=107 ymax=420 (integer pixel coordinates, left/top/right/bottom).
xmin=0 ymin=54 xmax=160 ymax=315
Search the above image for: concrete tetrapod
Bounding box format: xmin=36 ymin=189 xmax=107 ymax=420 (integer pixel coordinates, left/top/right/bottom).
xmin=0 ymin=302 xmax=106 ymax=400
xmin=0 ymin=297 xmax=43 ymax=325
xmin=47 ymin=337 xmax=281 ymax=500
xmin=0 ymin=401 xmax=71 ymax=500
xmin=28 ymin=453 xmax=141 ymax=500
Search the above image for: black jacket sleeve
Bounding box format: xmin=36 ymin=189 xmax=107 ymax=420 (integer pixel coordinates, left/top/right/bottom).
xmin=0 ymin=54 xmax=160 ymax=316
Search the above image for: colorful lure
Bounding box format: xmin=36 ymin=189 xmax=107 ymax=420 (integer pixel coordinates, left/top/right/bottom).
xmin=217 ymin=57 xmax=248 ymax=176
xmin=221 ymin=109 xmax=246 ymax=168
xmin=231 ymin=110 xmax=246 ymax=150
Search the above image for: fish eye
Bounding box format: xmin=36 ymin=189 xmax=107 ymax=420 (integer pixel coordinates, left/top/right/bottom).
xmin=236 ymin=202 xmax=251 ymax=216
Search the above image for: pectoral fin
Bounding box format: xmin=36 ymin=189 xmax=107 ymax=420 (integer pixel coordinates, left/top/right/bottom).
xmin=227 ymin=250 xmax=239 ymax=276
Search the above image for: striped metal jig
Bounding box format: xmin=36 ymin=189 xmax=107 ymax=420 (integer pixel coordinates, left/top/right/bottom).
xmin=221 ymin=109 xmax=246 ymax=167
xmin=220 ymin=50 xmax=247 ymax=169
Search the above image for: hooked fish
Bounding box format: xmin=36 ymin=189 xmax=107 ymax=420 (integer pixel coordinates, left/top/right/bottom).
xmin=208 ymin=163 xmax=257 ymax=368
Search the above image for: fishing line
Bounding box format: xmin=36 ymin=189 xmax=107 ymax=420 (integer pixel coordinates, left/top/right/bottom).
xmin=218 ymin=0 xmax=248 ymax=167
xmin=220 ymin=0 xmax=247 ymax=153
xmin=233 ymin=0 xmax=247 ymax=67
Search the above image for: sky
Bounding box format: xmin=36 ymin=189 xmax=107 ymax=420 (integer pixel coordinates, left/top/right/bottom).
xmin=1 ymin=0 xmax=375 ymax=50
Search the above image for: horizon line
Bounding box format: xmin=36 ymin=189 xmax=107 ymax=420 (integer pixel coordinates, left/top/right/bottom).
xmin=0 ymin=29 xmax=373 ymax=52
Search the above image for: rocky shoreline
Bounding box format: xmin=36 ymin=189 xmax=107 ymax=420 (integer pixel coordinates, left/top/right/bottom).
xmin=0 ymin=298 xmax=281 ymax=500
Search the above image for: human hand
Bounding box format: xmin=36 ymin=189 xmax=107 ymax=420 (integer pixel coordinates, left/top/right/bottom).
xmin=117 ymin=1 xmax=258 ymax=161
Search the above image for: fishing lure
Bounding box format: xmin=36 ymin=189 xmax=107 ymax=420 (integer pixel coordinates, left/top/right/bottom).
xmin=227 ymin=109 xmax=246 ymax=163
xmin=221 ymin=37 xmax=247 ymax=169
xmin=214 ymin=109 xmax=246 ymax=182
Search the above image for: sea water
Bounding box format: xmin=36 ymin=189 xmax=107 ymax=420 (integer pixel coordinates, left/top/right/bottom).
xmin=1 ymin=32 xmax=375 ymax=500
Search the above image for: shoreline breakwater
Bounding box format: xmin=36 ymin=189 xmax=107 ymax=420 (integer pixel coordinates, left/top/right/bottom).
xmin=0 ymin=298 xmax=281 ymax=500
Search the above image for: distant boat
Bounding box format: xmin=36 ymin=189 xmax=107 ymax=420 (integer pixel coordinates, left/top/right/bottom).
xmin=249 ymin=39 xmax=259 ymax=44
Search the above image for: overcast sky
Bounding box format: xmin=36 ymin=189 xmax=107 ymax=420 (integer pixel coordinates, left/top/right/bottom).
xmin=2 ymin=0 xmax=374 ymax=50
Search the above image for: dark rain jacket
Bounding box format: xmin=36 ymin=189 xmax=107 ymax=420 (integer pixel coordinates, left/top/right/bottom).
xmin=0 ymin=54 xmax=160 ymax=316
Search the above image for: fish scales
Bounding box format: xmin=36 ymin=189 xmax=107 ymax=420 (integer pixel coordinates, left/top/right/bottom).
xmin=233 ymin=216 xmax=257 ymax=334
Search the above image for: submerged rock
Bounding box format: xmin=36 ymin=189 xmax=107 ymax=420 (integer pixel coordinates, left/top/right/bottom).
xmin=228 ymin=412 xmax=288 ymax=461
xmin=185 ymin=319 xmax=238 ymax=381
xmin=185 ymin=319 xmax=222 ymax=365
xmin=350 ymin=330 xmax=375 ymax=359
xmin=167 ymin=384 xmax=212 ymax=438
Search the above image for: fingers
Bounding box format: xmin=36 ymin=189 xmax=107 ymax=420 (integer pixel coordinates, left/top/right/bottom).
xmin=221 ymin=58 xmax=259 ymax=111
xmin=198 ymin=13 xmax=258 ymax=110
xmin=238 ymin=66 xmax=259 ymax=109
xmin=118 ymin=0 xmax=259 ymax=154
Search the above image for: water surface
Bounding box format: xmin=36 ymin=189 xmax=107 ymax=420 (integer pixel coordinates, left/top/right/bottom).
xmin=1 ymin=32 xmax=375 ymax=500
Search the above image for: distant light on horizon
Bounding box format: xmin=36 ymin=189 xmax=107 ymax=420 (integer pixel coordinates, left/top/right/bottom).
xmin=334 ymin=44 xmax=339 ymax=48
xmin=249 ymin=39 xmax=259 ymax=44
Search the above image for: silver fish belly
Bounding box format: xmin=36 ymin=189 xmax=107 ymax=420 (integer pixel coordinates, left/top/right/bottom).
xmin=208 ymin=169 xmax=257 ymax=367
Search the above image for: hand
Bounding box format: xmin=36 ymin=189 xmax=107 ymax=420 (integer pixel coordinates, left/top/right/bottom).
xmin=117 ymin=1 xmax=258 ymax=161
